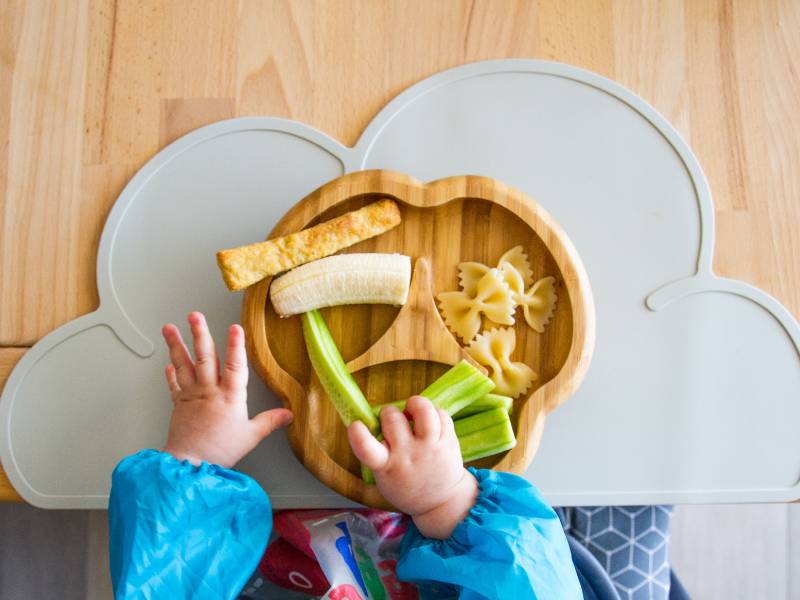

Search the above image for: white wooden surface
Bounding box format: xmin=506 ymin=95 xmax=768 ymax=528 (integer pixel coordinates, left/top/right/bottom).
xmin=85 ymin=511 xmax=113 ymax=600
xmin=671 ymin=504 xmax=797 ymax=599
xmin=790 ymin=505 xmax=800 ymax=597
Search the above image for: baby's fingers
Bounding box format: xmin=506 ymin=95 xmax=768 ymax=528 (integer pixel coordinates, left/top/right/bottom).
xmin=188 ymin=312 xmax=218 ymax=385
xmin=348 ymin=421 xmax=389 ymax=471
xmin=222 ymin=324 xmax=249 ymax=394
xmin=162 ymin=324 xmax=196 ymax=388
xmin=164 ymin=364 xmax=180 ymax=399
xmin=405 ymin=395 xmax=440 ymax=441
xmin=438 ymin=408 xmax=456 ymax=442
xmin=250 ymin=408 xmax=294 ymax=441
xmin=380 ymin=406 xmax=412 ymax=449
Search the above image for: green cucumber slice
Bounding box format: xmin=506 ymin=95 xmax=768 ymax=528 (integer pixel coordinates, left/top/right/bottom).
xmin=452 ymin=393 xmax=513 ymax=419
xmin=368 ymin=361 xmax=495 ymax=418
xmin=419 ymin=360 xmax=495 ymax=415
xmin=369 ymin=399 xmax=405 ymax=417
xmin=371 ymin=392 xmax=512 ymax=419
xmin=459 ymin=422 xmax=517 ymax=463
xmin=455 ymin=408 xmax=517 ymax=462
xmin=453 ymin=406 xmax=509 ymax=436
xmin=302 ymin=310 xmax=379 ymax=433
xmin=361 ymin=462 xmax=376 ymax=484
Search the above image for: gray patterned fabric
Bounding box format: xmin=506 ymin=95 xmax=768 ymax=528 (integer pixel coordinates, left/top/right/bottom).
xmin=559 ymin=506 xmax=673 ymax=600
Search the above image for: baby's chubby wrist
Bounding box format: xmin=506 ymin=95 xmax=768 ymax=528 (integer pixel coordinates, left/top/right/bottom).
xmin=161 ymin=445 xmax=204 ymax=467
xmin=411 ymin=468 xmax=479 ymax=540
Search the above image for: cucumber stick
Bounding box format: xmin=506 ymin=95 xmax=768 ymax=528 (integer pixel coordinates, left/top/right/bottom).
xmin=419 ymin=360 xmax=495 ymax=415
xmin=455 ymin=408 xmax=517 ymax=463
xmin=368 ymin=361 xmax=496 ymax=418
xmin=452 ymin=393 xmax=513 ymax=419
xmin=371 ymin=393 xmax=512 ymax=419
xmin=301 ymin=310 xmax=379 ymax=433
xmin=362 ymin=408 xmax=516 ymax=482
xmin=361 ymin=462 xmax=377 ymax=484
xmin=369 ymin=400 xmax=406 ymax=417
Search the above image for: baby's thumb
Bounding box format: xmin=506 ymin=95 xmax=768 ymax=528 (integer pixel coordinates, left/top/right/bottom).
xmin=250 ymin=408 xmax=294 ymax=441
xmin=347 ymin=421 xmax=389 ymax=471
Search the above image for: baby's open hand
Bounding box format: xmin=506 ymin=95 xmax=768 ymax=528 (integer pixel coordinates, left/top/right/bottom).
xmin=161 ymin=311 xmax=293 ymax=468
xmin=347 ymin=395 xmax=478 ymax=539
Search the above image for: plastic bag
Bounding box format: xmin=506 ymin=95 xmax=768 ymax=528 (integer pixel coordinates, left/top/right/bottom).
xmin=306 ymin=512 xmax=371 ymax=599
xmin=346 ymin=512 xmax=419 ymax=600
xmin=238 ymin=510 xmax=422 ymax=600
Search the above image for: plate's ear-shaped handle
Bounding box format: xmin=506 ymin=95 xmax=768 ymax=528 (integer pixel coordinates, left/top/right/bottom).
xmin=346 ymin=257 xmax=483 ymax=373
xmin=272 ymin=170 xmax=530 ymax=225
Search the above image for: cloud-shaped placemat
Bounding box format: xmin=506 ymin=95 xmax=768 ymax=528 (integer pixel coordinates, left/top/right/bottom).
xmin=2 ymin=60 xmax=798 ymax=508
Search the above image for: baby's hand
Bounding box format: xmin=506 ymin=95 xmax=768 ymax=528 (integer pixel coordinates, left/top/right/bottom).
xmin=347 ymin=395 xmax=478 ymax=539
xmin=161 ymin=312 xmax=293 ymax=468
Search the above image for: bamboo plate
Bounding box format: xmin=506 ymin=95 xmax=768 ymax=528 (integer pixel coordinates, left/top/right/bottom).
xmin=243 ymin=170 xmax=595 ymax=508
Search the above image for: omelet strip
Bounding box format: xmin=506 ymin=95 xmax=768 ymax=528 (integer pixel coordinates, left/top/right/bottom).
xmin=216 ymin=199 xmax=402 ymax=291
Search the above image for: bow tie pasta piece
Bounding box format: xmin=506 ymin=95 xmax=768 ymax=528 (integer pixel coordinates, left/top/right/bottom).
xmin=499 ymin=262 xmax=527 ymax=303
xmin=444 ymin=246 xmax=555 ymax=341
xmin=457 ymin=255 xmax=526 ymax=309
xmin=466 ymin=328 xmax=537 ymax=398
xmin=520 ymin=276 xmax=558 ymax=333
xmin=497 ymin=245 xmax=533 ymax=288
xmin=438 ymin=268 xmax=516 ymax=342
xmin=457 ymin=245 xmax=533 ymax=297
xmin=458 ymin=261 xmax=491 ymax=297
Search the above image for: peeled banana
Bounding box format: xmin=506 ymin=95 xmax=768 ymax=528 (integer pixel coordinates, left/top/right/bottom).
xmin=270 ymin=253 xmax=411 ymax=316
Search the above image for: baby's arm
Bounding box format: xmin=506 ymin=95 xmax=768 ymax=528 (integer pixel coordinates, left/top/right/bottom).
xmin=109 ymin=312 xmax=292 ymax=600
xmin=348 ymin=396 xmax=582 ymax=599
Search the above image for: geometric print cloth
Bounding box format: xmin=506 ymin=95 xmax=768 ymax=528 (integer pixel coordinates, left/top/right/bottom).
xmin=557 ymin=506 xmax=673 ymax=600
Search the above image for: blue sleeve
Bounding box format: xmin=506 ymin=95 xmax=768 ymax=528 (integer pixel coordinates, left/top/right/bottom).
xmin=109 ymin=449 xmax=272 ymax=600
xmin=396 ymin=468 xmax=582 ymax=600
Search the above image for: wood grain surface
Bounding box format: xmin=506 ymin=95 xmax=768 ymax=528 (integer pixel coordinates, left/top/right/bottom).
xmin=1 ymin=0 xmax=798 ymax=501
xmin=242 ymin=170 xmax=594 ymax=507
xmin=0 ymin=350 xmax=25 ymax=501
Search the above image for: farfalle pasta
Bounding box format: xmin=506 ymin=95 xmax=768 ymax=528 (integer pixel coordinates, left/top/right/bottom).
xmin=520 ymin=276 xmax=557 ymax=333
xmin=438 ymin=268 xmax=516 ymax=342
xmin=444 ymin=245 xmax=557 ymax=342
xmin=498 ymin=245 xmax=534 ymax=288
xmin=458 ymin=245 xmax=533 ymax=296
xmin=498 ymin=261 xmax=527 ymax=303
xmin=466 ymin=328 xmax=537 ymax=398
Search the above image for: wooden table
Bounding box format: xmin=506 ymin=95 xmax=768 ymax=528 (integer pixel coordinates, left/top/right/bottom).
xmin=1 ymin=0 xmax=798 ymax=502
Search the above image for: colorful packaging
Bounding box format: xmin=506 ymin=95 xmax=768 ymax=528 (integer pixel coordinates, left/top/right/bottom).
xmin=258 ymin=536 xmax=329 ymax=596
xmin=304 ymin=512 xmax=370 ymax=599
xmin=346 ymin=512 xmax=418 ymax=600
xmin=238 ymin=509 xmax=340 ymax=599
xmin=239 ymin=509 xmax=448 ymax=600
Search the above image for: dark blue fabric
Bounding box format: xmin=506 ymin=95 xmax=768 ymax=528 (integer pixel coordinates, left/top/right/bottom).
xmin=561 ymin=506 xmax=674 ymax=600
xmin=558 ymin=507 xmax=690 ymax=600
xmin=109 ymin=450 xmax=272 ymax=600
xmin=669 ymin=572 xmax=691 ymax=600
xmin=397 ymin=468 xmax=582 ymax=599
xmin=566 ymin=534 xmax=621 ymax=600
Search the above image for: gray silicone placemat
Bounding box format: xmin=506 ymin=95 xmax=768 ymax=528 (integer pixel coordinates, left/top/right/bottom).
xmin=2 ymin=60 xmax=799 ymax=508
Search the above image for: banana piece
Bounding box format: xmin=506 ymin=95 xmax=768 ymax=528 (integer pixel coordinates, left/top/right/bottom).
xmin=270 ymin=253 xmax=411 ymax=316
